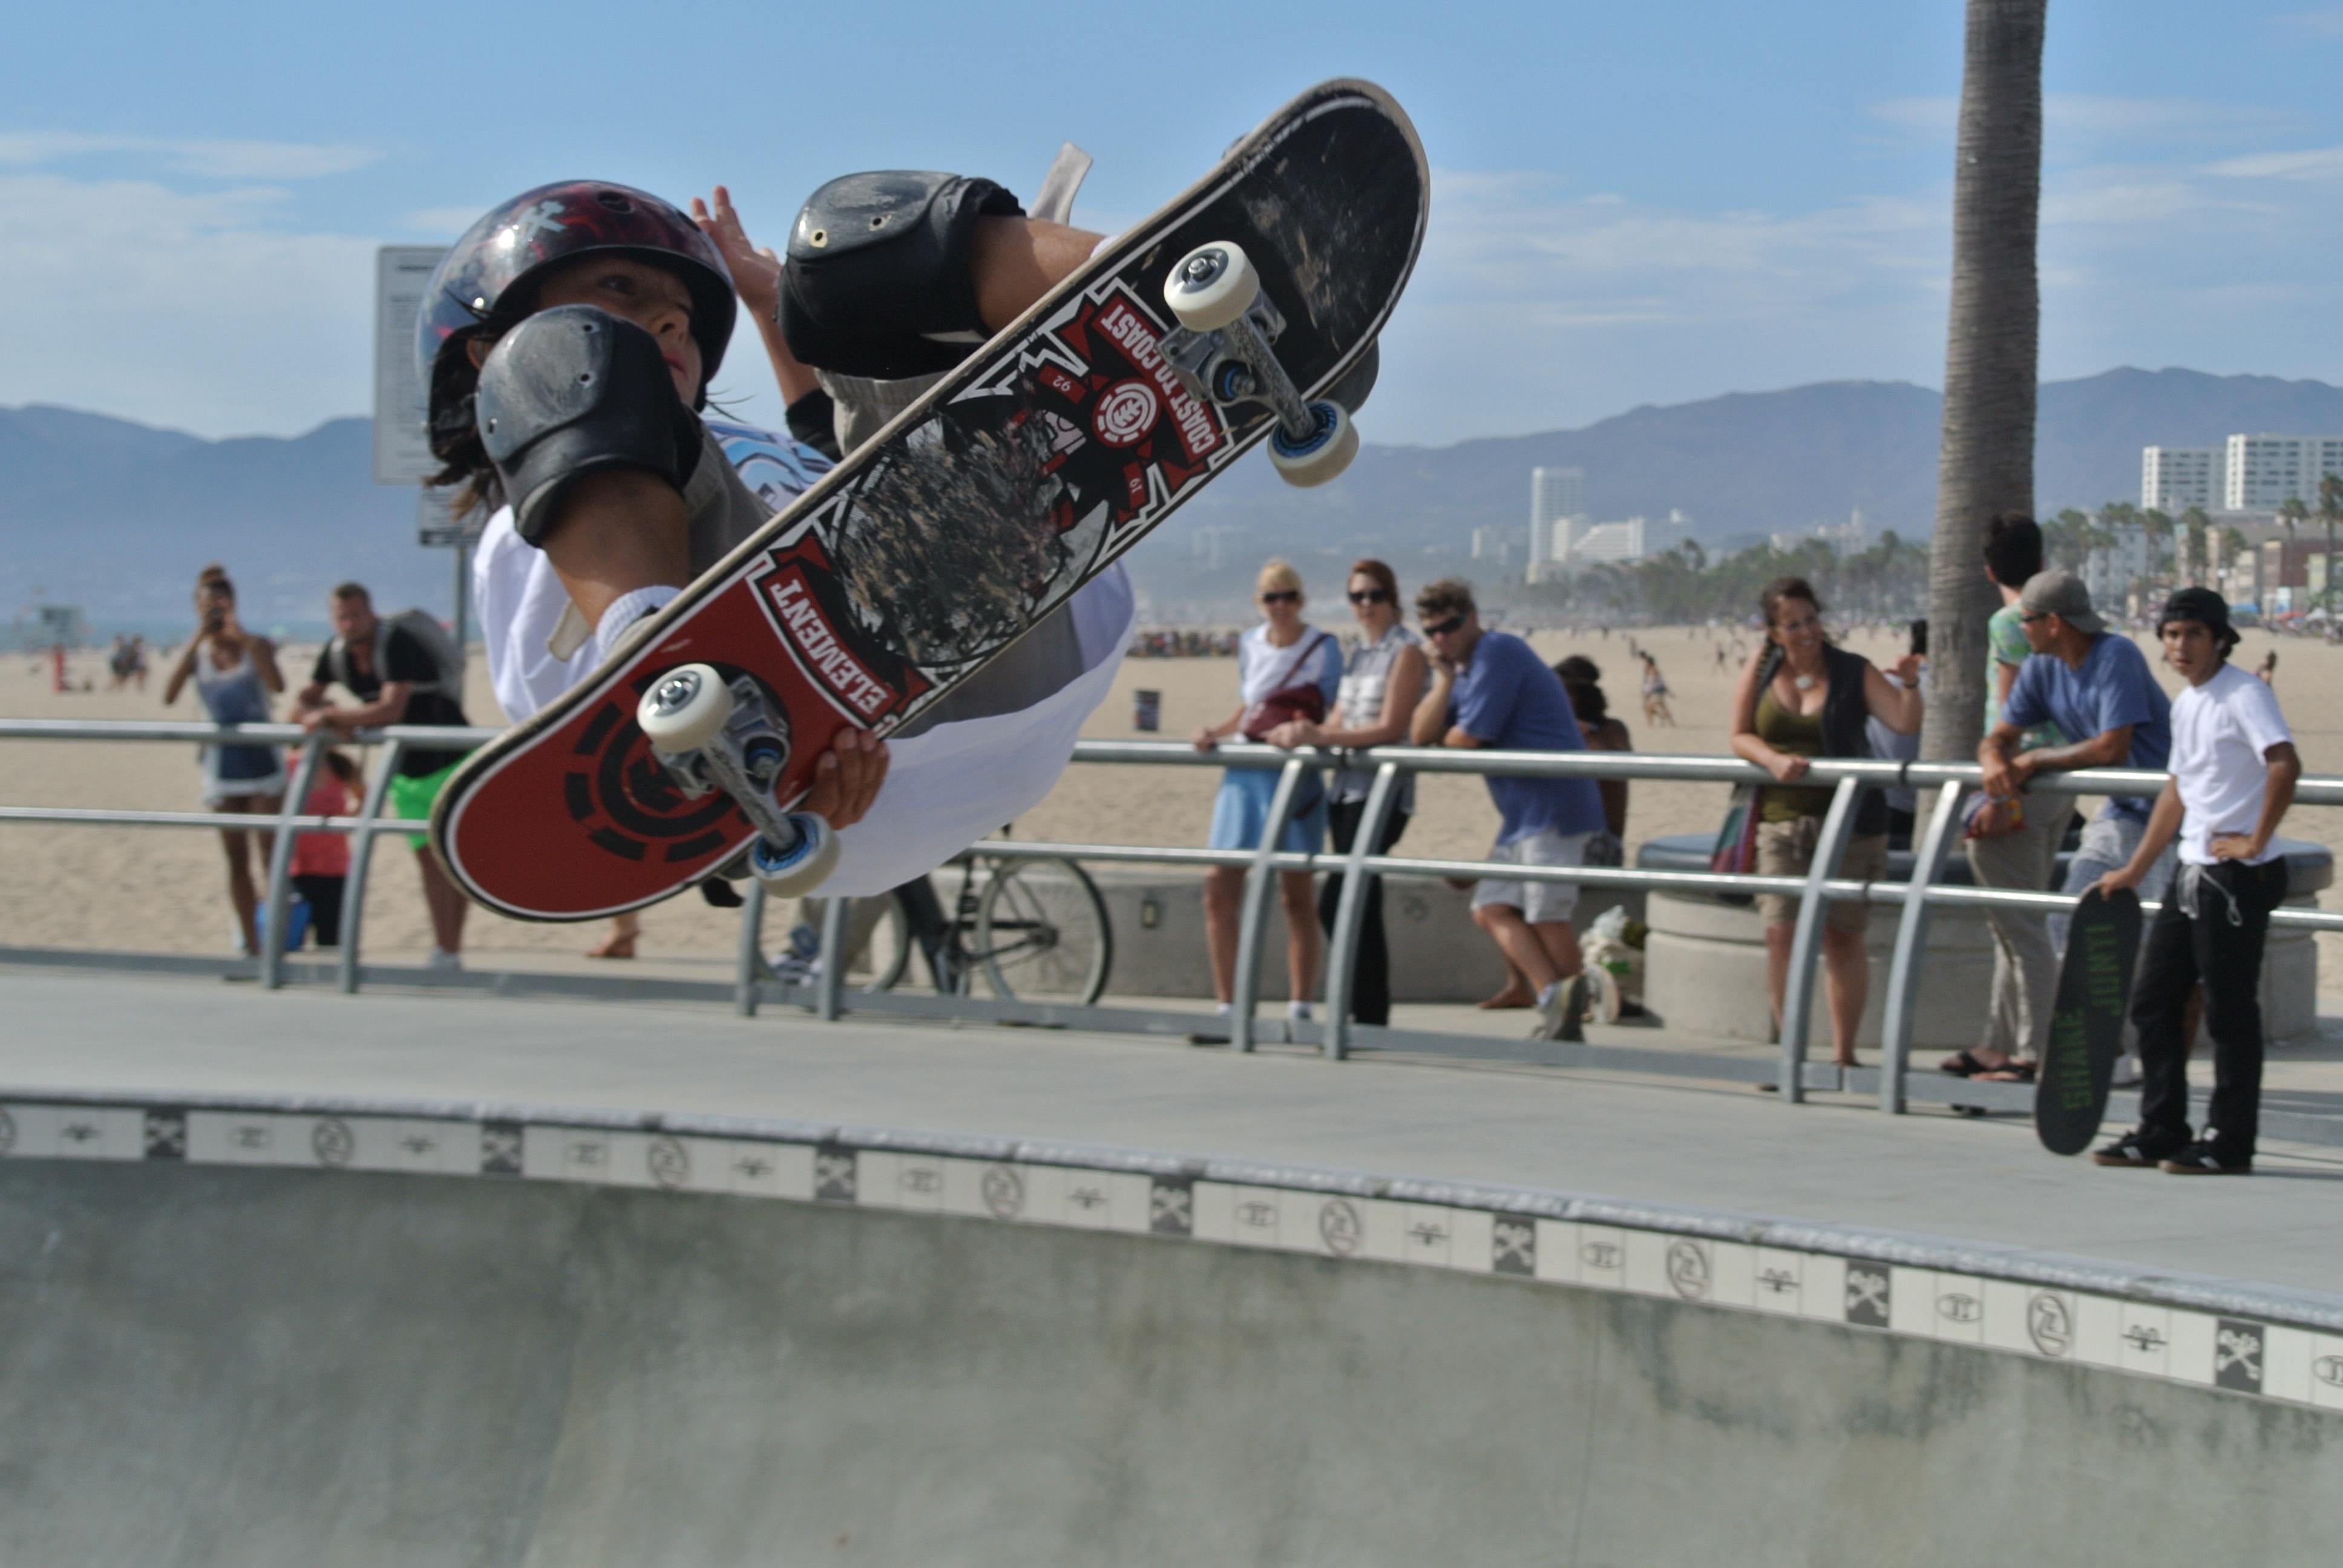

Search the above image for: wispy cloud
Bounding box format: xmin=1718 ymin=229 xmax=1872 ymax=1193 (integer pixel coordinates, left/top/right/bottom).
xmin=0 ymin=170 xmax=376 ymax=434
xmin=2207 ymin=145 xmax=2343 ymax=180
xmin=0 ymin=132 xmax=376 ymax=181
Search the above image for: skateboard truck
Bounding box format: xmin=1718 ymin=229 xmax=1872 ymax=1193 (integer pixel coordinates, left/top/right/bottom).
xmin=1158 ymin=240 xmax=1358 ymax=487
xmin=635 ymin=664 xmax=841 ymax=897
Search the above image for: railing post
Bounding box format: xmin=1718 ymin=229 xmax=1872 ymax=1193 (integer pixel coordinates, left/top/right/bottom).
xmin=735 ymin=879 xmax=767 ymax=1018
xmin=1777 ymin=774 xmax=1862 ymax=1102
xmin=1231 ymin=756 xmax=1312 ymax=1054
xmin=1879 ymin=780 xmax=1964 ymax=1114
xmin=337 ymin=739 xmax=405 ymax=995
xmin=816 ymin=896 xmax=850 ymax=1022
xmin=1321 ymin=760 xmax=1403 ymax=1062
xmin=259 ymin=733 xmax=326 ymax=991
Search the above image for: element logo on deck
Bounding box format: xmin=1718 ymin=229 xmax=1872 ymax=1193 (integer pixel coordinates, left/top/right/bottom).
xmin=762 ymin=569 xmax=891 ymax=719
xmin=746 ymin=535 xmax=927 ymax=725
xmin=1092 ymin=379 xmax=1160 ymax=447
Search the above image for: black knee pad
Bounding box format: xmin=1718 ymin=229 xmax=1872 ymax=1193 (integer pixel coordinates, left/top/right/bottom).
xmin=779 ymin=171 xmax=1024 ymax=380
xmin=475 ymin=305 xmax=703 ymax=546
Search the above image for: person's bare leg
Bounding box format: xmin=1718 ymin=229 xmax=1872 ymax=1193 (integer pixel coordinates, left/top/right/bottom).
xmin=1533 ymin=920 xmax=1582 ymax=982
xmin=537 ymin=470 xmax=693 ymax=633
xmin=1764 ymin=921 xmax=1795 ymax=1035
xmin=1279 ymin=869 xmax=1320 ymax=1002
xmin=1474 ymin=904 xmax=1559 ymax=994
xmin=1478 ymin=959 xmax=1535 ymax=1009
xmin=220 ymin=821 xmax=258 ymax=955
xmin=417 ymin=846 xmax=468 ymax=954
xmin=971 ymin=218 xmax=1107 ymax=333
xmin=1822 ymin=926 xmax=1867 ymax=1067
xmin=1202 ymin=865 xmax=1244 ymax=1004
xmin=589 ymin=911 xmax=640 ymax=959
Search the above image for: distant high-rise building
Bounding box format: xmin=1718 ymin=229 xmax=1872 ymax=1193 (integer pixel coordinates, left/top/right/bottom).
xmin=1531 ymin=466 xmax=1585 ymax=561
xmin=2142 ymin=446 xmax=2223 ymax=514
xmin=2221 ymin=434 xmax=2343 ymax=511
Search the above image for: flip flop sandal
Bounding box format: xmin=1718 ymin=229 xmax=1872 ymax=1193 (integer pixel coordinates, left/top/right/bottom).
xmin=1939 ymin=1049 xmax=1999 ymax=1077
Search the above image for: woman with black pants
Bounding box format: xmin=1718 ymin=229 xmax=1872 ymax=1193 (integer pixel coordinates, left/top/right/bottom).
xmin=1268 ymin=559 xmax=1428 ymax=1027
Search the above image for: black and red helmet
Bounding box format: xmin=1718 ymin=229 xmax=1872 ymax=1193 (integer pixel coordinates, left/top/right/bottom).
xmin=417 ymin=180 xmax=736 ymax=414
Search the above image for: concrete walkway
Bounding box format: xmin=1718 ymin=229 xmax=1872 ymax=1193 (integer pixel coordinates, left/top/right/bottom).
xmin=5 ymin=966 xmax=2342 ymax=1296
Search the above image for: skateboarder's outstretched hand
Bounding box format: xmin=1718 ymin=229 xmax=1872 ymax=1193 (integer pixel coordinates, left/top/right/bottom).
xmin=798 ymin=727 xmax=889 ymax=830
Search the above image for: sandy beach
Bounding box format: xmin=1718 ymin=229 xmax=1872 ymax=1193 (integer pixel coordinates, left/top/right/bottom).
xmin=6 ymin=616 xmax=2338 ymax=992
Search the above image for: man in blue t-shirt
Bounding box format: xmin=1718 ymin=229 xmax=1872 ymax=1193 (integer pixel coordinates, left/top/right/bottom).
xmin=1408 ymin=578 xmax=1608 ymax=1042
xmin=1979 ymin=570 xmax=2175 ymax=1072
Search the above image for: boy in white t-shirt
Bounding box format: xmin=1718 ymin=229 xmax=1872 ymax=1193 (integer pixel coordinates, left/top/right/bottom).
xmin=2091 ymin=589 xmax=2301 ymax=1175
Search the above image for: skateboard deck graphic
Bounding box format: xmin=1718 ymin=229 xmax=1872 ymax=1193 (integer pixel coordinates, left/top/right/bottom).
xmin=2035 ymin=886 xmax=2143 ymax=1155
xmin=433 ymin=80 xmax=1427 ymax=919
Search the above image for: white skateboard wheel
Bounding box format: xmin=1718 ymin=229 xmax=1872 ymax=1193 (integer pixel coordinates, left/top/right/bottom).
xmin=637 ymin=664 xmax=733 ymax=753
xmin=1268 ymin=400 xmax=1357 ymax=488
xmin=1162 ymin=241 xmax=1260 ymax=332
xmin=749 ymin=813 xmax=840 ymax=898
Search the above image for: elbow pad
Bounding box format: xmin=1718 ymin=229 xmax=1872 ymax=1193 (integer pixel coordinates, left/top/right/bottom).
xmin=475 ymin=305 xmax=704 ymax=547
xmin=779 ymin=171 xmax=1024 ymax=380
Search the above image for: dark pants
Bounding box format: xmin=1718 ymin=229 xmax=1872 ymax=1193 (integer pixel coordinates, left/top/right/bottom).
xmin=2132 ymin=859 xmax=2288 ymax=1158
xmin=1317 ymin=800 xmax=1411 ymax=1027
xmin=292 ymin=874 xmax=346 ymax=949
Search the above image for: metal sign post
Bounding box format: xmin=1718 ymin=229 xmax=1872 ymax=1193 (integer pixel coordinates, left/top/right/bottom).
xmin=373 ymin=246 xmax=473 ymax=672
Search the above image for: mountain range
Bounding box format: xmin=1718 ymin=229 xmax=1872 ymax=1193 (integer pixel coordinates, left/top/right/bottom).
xmin=8 ymin=367 xmax=2342 ymax=633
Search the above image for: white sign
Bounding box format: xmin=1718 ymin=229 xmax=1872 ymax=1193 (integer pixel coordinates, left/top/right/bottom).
xmin=373 ymin=245 xmax=448 ymax=486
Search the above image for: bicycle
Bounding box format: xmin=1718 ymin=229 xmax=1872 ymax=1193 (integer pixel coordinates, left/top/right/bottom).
xmin=831 ymin=843 xmax=1113 ymax=1005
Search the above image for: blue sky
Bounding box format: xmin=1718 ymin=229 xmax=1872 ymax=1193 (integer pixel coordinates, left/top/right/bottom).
xmin=7 ymin=1 xmax=2343 ymax=445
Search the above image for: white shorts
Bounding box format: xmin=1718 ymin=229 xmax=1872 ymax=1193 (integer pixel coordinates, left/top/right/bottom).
xmin=1472 ymin=829 xmax=1591 ymax=925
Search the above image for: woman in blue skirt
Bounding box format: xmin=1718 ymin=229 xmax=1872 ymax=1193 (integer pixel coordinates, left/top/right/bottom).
xmin=1191 ymin=560 xmax=1341 ymax=1023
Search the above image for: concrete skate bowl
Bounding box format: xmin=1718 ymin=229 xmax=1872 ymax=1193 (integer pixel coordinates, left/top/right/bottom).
xmin=3 ymin=1096 xmax=2342 ymax=1567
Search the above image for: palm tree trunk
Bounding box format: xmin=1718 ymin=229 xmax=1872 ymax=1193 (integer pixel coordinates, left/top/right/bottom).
xmin=1922 ymin=0 xmax=2046 ymax=762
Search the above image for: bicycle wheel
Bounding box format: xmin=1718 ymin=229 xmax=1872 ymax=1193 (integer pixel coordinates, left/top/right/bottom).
xmin=974 ymin=857 xmax=1112 ymax=1005
xmin=841 ymin=893 xmax=913 ymax=993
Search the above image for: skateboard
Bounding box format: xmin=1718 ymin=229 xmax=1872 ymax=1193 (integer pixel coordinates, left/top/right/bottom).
xmin=431 ymin=80 xmax=1427 ymax=919
xmin=2034 ymin=886 xmax=2143 ymax=1155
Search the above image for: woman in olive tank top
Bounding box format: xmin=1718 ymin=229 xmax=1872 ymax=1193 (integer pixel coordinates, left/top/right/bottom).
xmin=1727 ymin=577 xmax=1924 ymax=1066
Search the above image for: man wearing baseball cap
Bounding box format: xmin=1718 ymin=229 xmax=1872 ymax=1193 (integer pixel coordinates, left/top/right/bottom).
xmin=2090 ymin=589 xmax=2299 ymax=1174
xmin=1976 ymin=570 xmax=2175 ymax=1079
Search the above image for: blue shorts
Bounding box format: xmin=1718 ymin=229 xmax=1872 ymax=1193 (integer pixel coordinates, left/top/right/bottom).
xmin=1208 ymin=765 xmax=1326 ymax=855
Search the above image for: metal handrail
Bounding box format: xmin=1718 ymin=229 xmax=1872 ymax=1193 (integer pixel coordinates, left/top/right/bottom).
xmin=4 ymin=719 xmax=2339 ymax=1141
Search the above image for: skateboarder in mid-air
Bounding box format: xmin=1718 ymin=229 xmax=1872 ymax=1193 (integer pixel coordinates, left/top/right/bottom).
xmin=420 ymin=172 xmax=1138 ymax=895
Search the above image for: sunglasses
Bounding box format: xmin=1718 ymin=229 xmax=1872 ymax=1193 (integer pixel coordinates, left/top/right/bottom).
xmin=1260 ymin=589 xmax=1301 ymax=605
xmin=1348 ymin=588 xmax=1392 ymax=605
xmin=1421 ymin=613 xmax=1466 ymax=638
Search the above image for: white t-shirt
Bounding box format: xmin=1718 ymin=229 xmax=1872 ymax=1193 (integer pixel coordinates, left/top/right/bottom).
xmin=473 ymin=417 xmax=1134 ymax=897
xmin=2169 ymin=661 xmax=2293 ymax=866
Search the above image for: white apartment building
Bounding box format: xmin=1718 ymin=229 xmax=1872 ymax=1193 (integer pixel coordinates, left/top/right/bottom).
xmin=2223 ymin=434 xmax=2343 ymax=511
xmin=1571 ymin=518 xmax=1646 ymax=565
xmin=1530 ymin=466 xmax=1585 ymax=561
xmin=2142 ymin=446 xmax=2223 ymax=514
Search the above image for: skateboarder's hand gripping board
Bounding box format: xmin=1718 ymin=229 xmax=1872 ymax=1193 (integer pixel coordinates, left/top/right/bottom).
xmin=431 ymin=80 xmax=1427 ymax=920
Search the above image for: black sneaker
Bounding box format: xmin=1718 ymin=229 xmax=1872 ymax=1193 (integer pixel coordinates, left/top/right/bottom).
xmin=2091 ymin=1128 xmax=2186 ymax=1168
xmin=2159 ymin=1140 xmax=2252 ymax=1175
